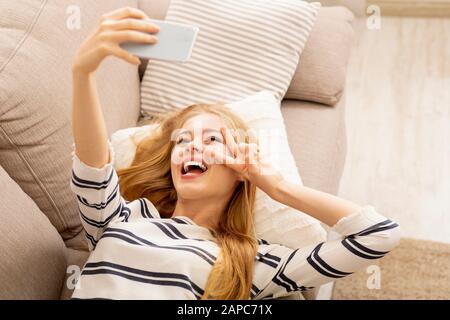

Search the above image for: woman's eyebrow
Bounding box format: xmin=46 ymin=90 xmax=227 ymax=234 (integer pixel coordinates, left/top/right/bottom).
xmin=171 ymin=129 xmax=191 ymax=142
xmin=173 ymin=128 xmax=222 ymax=139
xmin=203 ymin=128 xmax=222 ymax=135
xmin=175 ymin=129 xmax=191 ymax=136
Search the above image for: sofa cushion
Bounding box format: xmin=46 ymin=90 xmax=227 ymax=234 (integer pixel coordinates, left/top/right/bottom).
xmin=140 ymin=0 xmax=320 ymax=116
xmin=0 ymin=0 xmax=141 ymax=241
xmin=0 ymin=164 xmax=67 ymax=299
xmin=285 ymin=6 xmax=355 ymax=105
xmin=138 ymin=1 xmax=354 ymax=106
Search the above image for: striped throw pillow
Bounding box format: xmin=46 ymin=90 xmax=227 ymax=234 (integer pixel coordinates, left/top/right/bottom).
xmin=140 ymin=0 xmax=321 ymax=117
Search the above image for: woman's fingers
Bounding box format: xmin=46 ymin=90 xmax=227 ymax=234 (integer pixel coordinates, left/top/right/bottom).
xmin=108 ymin=45 xmax=141 ymax=65
xmin=100 ymin=7 xmax=148 ymax=22
xmin=103 ymin=30 xmax=158 ymax=44
xmin=205 ymin=149 xmax=236 ymax=167
xmin=221 ymin=128 xmax=239 ymax=157
xmin=72 ymin=7 xmax=151 ymax=74
xmin=100 ymin=18 xmax=160 ymax=34
xmin=246 ymin=143 xmax=259 ymax=166
xmin=237 ymin=142 xmax=257 ymax=162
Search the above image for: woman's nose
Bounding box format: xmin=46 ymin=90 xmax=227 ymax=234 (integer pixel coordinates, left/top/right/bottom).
xmin=188 ymin=138 xmax=203 ymax=153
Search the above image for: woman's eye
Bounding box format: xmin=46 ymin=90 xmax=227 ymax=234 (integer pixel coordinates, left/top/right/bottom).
xmin=176 ymin=137 xmax=189 ymax=145
xmin=205 ymin=135 xmax=222 ymax=144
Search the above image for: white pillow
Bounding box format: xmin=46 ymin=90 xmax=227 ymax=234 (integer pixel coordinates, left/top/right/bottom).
xmin=140 ymin=0 xmax=321 ymax=117
xmin=111 ymin=91 xmax=326 ymax=249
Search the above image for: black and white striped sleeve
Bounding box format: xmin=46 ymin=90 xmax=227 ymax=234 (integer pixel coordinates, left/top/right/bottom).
xmin=70 ymin=141 xmax=128 ymax=251
xmin=257 ymin=205 xmax=401 ymax=299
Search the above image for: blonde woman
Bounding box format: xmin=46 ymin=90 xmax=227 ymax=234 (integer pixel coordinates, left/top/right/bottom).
xmin=71 ymin=7 xmax=400 ymax=300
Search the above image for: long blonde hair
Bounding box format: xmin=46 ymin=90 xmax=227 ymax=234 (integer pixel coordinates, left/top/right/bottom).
xmin=117 ymin=104 xmax=258 ymax=300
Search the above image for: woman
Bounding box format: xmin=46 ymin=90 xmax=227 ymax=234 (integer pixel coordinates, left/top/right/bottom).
xmin=71 ymin=7 xmax=400 ymax=300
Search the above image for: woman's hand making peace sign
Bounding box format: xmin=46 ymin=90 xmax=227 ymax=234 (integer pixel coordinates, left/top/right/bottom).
xmin=206 ymin=128 xmax=285 ymax=198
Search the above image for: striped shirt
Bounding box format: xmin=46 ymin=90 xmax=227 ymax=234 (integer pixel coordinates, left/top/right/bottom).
xmin=70 ymin=143 xmax=401 ymax=300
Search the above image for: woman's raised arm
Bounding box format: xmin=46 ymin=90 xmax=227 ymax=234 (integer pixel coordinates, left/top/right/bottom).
xmin=215 ymin=128 xmax=363 ymax=227
xmin=71 ymin=7 xmax=159 ymax=168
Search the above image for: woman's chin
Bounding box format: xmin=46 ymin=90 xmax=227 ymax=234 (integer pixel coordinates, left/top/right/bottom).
xmin=176 ymin=184 xmax=210 ymax=200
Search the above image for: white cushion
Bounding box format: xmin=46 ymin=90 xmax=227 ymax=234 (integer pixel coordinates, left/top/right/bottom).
xmin=111 ymin=91 xmax=326 ymax=249
xmin=140 ymin=0 xmax=321 ymax=117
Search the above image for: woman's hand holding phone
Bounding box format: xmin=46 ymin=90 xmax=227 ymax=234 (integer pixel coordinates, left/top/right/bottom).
xmin=72 ymin=7 xmax=159 ymax=75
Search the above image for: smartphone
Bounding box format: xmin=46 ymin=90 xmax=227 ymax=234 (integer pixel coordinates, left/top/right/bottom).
xmin=120 ymin=19 xmax=199 ymax=63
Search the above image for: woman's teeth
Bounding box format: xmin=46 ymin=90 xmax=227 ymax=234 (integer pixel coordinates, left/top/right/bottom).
xmin=183 ymin=161 xmax=207 ymax=174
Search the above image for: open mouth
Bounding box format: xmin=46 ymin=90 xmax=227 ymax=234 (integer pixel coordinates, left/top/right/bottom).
xmin=181 ymin=160 xmax=208 ymax=177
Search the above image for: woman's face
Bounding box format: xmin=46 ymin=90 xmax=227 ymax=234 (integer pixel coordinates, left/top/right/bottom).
xmin=170 ymin=113 xmax=241 ymax=202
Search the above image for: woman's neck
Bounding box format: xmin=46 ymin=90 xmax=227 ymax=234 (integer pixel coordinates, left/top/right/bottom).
xmin=172 ymin=197 xmax=227 ymax=229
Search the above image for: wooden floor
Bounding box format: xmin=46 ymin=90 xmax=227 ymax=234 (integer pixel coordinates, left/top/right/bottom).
xmin=338 ymin=16 xmax=450 ymax=243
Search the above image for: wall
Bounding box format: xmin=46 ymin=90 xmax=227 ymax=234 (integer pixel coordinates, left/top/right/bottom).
xmin=316 ymin=0 xmax=366 ymax=16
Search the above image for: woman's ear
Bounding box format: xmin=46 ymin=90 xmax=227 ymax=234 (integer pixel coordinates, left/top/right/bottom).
xmin=237 ymin=173 xmax=245 ymax=182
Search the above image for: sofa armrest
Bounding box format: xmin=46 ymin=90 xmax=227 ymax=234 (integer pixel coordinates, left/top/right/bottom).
xmin=278 ymin=96 xmax=347 ymax=300
xmin=281 ymin=95 xmax=347 ymax=195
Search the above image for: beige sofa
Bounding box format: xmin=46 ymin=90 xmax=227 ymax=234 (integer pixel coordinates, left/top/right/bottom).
xmin=0 ymin=0 xmax=354 ymax=300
